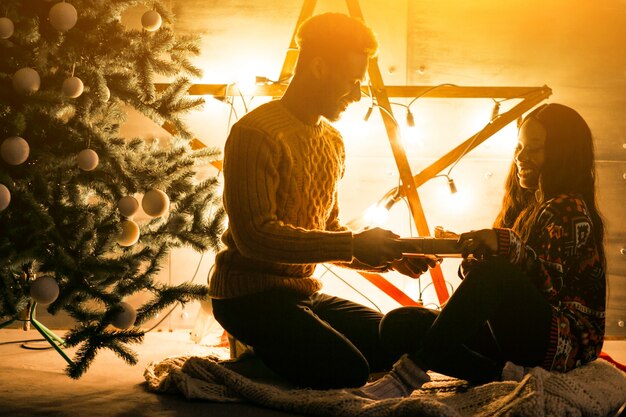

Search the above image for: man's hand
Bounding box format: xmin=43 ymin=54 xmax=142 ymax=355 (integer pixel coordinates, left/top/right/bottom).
xmin=352 ymin=227 xmax=405 ymax=267
xmin=390 ymin=255 xmax=439 ymax=278
xmin=458 ymin=257 xmax=480 ymax=279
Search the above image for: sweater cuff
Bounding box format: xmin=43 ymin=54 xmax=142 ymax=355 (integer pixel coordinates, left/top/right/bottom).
xmin=494 ymin=228 xmax=525 ymax=265
xmin=495 ymin=228 xmax=511 ymax=256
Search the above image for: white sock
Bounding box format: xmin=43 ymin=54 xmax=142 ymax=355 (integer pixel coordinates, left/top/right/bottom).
xmin=501 ymin=361 xmax=530 ymax=382
xmin=356 ymin=354 xmax=430 ymax=400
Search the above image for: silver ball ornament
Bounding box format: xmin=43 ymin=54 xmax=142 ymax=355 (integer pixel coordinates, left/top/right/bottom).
xmin=30 ymin=276 xmax=60 ymax=305
xmin=142 ymin=189 xmax=170 ymax=217
xmin=1 ymin=136 xmax=30 ymax=165
xmin=0 ymin=17 xmax=15 ymax=39
xmin=117 ymin=196 xmax=139 ymax=217
xmin=62 ymin=76 xmax=84 ymax=98
xmin=77 ymin=149 xmax=99 ymax=171
xmin=0 ymin=184 xmax=10 ymax=211
xmin=49 ymin=2 xmax=78 ymax=31
xmin=141 ymin=10 xmax=162 ymax=31
xmin=111 ymin=301 xmax=137 ymax=329
xmin=117 ymin=219 xmax=140 ymax=246
xmin=13 ymin=68 xmax=41 ymax=95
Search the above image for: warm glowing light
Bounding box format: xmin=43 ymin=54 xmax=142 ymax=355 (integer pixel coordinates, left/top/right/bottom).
xmin=483 ymin=122 xmax=518 ymax=152
xmin=434 ymin=179 xmax=473 ymax=215
xmin=400 ymin=124 xmax=425 ymax=149
xmin=363 ymin=203 xmax=390 ymax=227
xmin=335 ymin=117 xmax=372 ymax=142
xmin=235 ymin=73 xmax=258 ymax=96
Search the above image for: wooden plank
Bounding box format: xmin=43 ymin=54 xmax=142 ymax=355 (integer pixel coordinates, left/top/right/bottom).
xmin=410 ymin=88 xmax=552 ymax=189
xmin=346 ymin=0 xmax=450 ymax=304
xmin=154 ymin=83 xmax=546 ymax=99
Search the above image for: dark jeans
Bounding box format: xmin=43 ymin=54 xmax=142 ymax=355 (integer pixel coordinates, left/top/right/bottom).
xmin=380 ymin=257 xmax=553 ymax=384
xmin=212 ymin=289 xmax=398 ymax=389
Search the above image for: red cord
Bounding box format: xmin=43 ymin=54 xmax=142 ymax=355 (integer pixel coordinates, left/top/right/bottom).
xmin=599 ymin=351 xmax=626 ymax=373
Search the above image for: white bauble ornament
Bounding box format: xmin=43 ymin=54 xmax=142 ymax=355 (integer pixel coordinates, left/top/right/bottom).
xmin=0 ymin=17 xmax=15 ymax=39
xmin=117 ymin=196 xmax=139 ymax=217
xmin=142 ymin=189 xmax=170 ymax=217
xmin=111 ymin=301 xmax=137 ymax=329
xmin=12 ymin=68 xmax=41 ymax=95
xmin=62 ymin=76 xmax=84 ymax=98
xmin=1 ymin=136 xmax=29 ymax=165
xmin=117 ymin=219 xmax=140 ymax=246
xmin=49 ymin=2 xmax=78 ymax=31
xmin=0 ymin=184 xmax=10 ymax=211
xmin=77 ymin=148 xmax=98 ymax=171
xmin=102 ymin=86 xmax=110 ymax=102
xmin=141 ymin=10 xmax=162 ymax=31
xmin=30 ymin=275 xmax=60 ymax=305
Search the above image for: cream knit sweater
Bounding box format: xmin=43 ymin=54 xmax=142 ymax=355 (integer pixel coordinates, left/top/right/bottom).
xmin=208 ymin=100 xmax=357 ymax=299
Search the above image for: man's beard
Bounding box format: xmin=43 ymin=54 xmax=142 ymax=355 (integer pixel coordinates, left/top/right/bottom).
xmin=321 ymin=100 xmax=348 ymax=122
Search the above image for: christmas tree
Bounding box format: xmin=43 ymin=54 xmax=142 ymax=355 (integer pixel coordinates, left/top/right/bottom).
xmin=0 ymin=0 xmax=225 ymax=378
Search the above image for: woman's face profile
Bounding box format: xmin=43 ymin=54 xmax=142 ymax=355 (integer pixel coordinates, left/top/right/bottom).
xmin=514 ymin=118 xmax=546 ymax=190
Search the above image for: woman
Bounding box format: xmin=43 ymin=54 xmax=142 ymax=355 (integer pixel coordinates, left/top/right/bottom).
xmin=359 ymin=103 xmax=606 ymax=399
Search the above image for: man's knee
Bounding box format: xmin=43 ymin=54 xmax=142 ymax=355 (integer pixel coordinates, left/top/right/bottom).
xmin=379 ymin=307 xmax=438 ymax=356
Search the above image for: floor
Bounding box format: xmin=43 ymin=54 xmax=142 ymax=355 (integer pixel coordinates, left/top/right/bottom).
xmin=0 ymin=327 xmax=625 ymax=417
xmin=0 ymin=328 xmax=303 ymax=417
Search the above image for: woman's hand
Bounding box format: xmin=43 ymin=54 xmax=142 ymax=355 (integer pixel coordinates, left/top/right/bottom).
xmin=458 ymin=229 xmax=498 ymax=260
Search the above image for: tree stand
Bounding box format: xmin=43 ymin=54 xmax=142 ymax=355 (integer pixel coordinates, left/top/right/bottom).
xmin=0 ymin=301 xmax=74 ymax=367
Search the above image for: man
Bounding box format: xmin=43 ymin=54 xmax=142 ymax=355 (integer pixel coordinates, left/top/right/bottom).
xmin=209 ymin=12 xmax=434 ymax=389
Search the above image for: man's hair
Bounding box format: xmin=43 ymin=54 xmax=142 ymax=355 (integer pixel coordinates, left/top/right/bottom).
xmin=295 ymin=13 xmax=378 ymax=69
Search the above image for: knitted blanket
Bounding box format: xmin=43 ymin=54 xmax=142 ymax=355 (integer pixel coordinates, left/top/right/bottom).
xmin=144 ymin=355 xmax=626 ymax=417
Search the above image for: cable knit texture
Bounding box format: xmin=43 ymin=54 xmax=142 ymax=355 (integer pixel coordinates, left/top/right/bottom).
xmin=494 ymin=194 xmax=605 ymax=373
xmin=145 ymin=354 xmax=626 ymax=417
xmin=209 ymin=100 xmax=355 ymax=299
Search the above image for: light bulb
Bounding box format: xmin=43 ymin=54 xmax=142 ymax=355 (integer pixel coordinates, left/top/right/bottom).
xmin=447 ymin=177 xmax=457 ymax=194
xmin=363 ymin=106 xmax=373 ymax=122
xmin=364 ymin=203 xmax=390 ymax=227
xmin=490 ymin=102 xmax=500 ymax=121
xmin=406 ymin=109 xmax=415 ymax=127
xmin=235 ymin=75 xmax=257 ymax=96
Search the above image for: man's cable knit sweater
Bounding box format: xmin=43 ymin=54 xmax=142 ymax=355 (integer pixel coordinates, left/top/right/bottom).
xmin=209 ymin=100 xmax=357 ymax=299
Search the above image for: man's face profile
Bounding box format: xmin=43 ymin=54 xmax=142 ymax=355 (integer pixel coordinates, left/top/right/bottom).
xmin=319 ymin=52 xmax=368 ymax=122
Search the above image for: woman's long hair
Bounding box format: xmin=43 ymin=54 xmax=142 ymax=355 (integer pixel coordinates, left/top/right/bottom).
xmin=493 ymin=103 xmax=605 ymax=265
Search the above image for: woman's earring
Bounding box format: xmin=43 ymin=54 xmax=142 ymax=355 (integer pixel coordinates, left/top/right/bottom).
xmin=534 ymin=188 xmax=544 ymax=203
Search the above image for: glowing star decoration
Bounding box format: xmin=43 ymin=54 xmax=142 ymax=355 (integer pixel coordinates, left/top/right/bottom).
xmin=62 ymin=76 xmax=84 ymax=98
xmin=12 ymin=68 xmax=41 ymax=95
xmin=141 ymin=189 xmax=170 ymax=217
xmin=111 ymin=302 xmax=137 ymax=329
xmin=0 ymin=17 xmax=15 ymax=39
xmin=48 ymin=2 xmax=78 ymax=31
xmin=30 ymin=276 xmax=60 ymax=305
xmin=1 ymin=136 xmax=30 ymax=165
xmin=0 ymin=184 xmax=10 ymax=211
xmin=117 ymin=196 xmax=139 ymax=217
xmin=141 ymin=10 xmax=162 ymax=31
xmin=77 ymin=149 xmax=99 ymax=171
xmin=117 ymin=219 xmax=140 ymax=246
